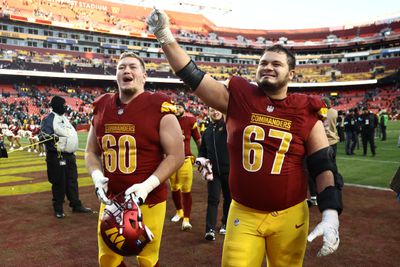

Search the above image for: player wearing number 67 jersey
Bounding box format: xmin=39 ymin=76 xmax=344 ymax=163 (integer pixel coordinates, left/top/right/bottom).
xmin=147 ymin=8 xmax=343 ymax=266
xmin=85 ymin=51 xmax=184 ymax=267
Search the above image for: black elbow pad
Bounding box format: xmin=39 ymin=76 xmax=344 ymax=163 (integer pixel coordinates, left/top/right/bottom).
xmin=306 ymin=146 xmax=343 ymax=189
xmin=307 ymin=147 xmax=344 ymax=214
xmin=175 ymin=60 xmax=206 ymax=91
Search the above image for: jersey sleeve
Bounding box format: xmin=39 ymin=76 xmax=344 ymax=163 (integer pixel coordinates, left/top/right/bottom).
xmin=309 ymin=95 xmax=328 ymax=121
xmin=154 ymin=92 xmax=176 ymax=115
xmin=91 ymin=94 xmax=110 ymax=127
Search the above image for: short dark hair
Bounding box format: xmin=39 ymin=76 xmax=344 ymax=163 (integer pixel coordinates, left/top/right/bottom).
xmin=322 ymin=97 xmax=331 ymax=108
xmin=50 ymin=96 xmax=65 ymax=109
xmin=176 ymin=101 xmax=186 ymax=110
xmin=264 ymin=44 xmax=296 ymax=70
xmin=118 ymin=51 xmax=146 ymax=72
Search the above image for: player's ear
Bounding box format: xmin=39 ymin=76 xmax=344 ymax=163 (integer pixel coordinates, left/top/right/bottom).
xmin=142 ymin=71 xmax=147 ymax=84
xmin=289 ymin=69 xmax=295 ymax=81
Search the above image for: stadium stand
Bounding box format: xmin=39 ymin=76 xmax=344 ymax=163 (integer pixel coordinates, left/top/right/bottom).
xmin=0 ymin=0 xmax=400 ymax=127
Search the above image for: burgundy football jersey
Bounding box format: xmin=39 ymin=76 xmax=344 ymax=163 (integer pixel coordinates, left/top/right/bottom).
xmin=31 ymin=127 xmax=40 ymax=136
xmin=10 ymin=125 xmax=20 ymax=135
xmin=178 ymin=116 xmax=200 ymax=157
xmin=226 ymin=76 xmax=325 ymax=211
xmin=92 ymin=92 xmax=175 ymax=204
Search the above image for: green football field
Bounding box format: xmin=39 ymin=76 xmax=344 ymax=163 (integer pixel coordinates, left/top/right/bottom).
xmin=335 ymin=120 xmax=399 ymax=188
xmin=77 ymin=120 xmax=400 ymax=189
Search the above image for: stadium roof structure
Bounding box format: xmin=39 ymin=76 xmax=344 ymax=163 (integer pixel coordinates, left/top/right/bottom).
xmin=4 ymin=0 xmax=400 ymax=48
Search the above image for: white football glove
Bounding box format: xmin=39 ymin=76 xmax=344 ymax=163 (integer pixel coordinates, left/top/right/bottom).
xmin=91 ymin=170 xmax=111 ymax=205
xmin=125 ymin=175 xmax=160 ymax=205
xmin=146 ymin=8 xmax=175 ymax=45
xmin=307 ymin=209 xmax=340 ymax=257
xmin=195 ymin=157 xmax=214 ymax=181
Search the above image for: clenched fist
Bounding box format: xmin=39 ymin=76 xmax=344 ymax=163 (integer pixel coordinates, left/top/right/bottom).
xmin=146 ymin=8 xmax=175 ymax=45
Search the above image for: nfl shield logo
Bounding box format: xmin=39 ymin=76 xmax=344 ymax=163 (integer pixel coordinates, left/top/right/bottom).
xmin=266 ymin=105 xmax=274 ymax=112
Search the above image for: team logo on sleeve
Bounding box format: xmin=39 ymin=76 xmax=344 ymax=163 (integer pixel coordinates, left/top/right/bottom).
xmin=318 ymin=107 xmax=328 ymax=121
xmin=161 ymin=102 xmax=177 ymax=114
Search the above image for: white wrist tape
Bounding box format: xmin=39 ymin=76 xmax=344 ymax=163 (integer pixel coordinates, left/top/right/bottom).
xmin=143 ymin=174 xmax=161 ymax=193
xmin=155 ymin=28 xmax=175 ymax=45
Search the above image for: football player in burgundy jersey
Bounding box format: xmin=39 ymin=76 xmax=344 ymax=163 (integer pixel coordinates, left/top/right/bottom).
xmin=148 ymin=9 xmax=343 ymax=267
xmin=169 ymin=102 xmax=201 ymax=231
xmin=85 ymin=52 xmax=184 ymax=267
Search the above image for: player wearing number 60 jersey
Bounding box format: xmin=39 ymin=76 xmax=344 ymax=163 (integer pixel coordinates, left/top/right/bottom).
xmin=147 ymin=9 xmax=344 ymax=266
xmin=85 ymin=51 xmax=184 ymax=267
xmin=91 ymin=92 xmax=176 ymax=203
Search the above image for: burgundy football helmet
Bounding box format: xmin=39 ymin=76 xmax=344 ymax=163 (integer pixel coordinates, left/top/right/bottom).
xmin=100 ymin=195 xmax=154 ymax=256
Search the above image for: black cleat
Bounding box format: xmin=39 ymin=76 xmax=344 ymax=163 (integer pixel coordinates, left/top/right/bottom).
xmin=205 ymin=230 xmax=216 ymax=241
xmin=72 ymin=206 xmax=92 ymax=213
xmin=55 ymin=211 xmax=65 ymax=219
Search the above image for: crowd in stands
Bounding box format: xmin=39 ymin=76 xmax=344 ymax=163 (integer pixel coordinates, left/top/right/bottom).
xmin=0 ymin=82 xmax=97 ymax=128
xmin=2 ymin=47 xmax=399 ymax=84
xmin=1 ymin=81 xmax=399 ymax=132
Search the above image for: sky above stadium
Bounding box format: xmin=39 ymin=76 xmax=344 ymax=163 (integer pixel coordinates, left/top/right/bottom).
xmin=114 ymin=0 xmax=400 ymax=30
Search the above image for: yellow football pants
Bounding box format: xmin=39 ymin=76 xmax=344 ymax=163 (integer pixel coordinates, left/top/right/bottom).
xmin=222 ymin=200 xmax=309 ymax=267
xmin=169 ymin=157 xmax=193 ymax=193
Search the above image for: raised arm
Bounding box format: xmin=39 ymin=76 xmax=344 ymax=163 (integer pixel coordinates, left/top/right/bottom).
xmin=146 ymin=9 xmax=229 ymax=113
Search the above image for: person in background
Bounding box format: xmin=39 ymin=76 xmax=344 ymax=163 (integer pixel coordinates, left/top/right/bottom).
xmin=322 ymin=97 xmax=340 ymax=160
xmin=197 ymin=107 xmax=231 ymax=241
xmin=353 ymin=107 xmax=361 ymax=151
xmin=169 ymin=101 xmax=201 ymax=231
xmin=147 ymin=9 xmax=343 ymax=266
xmin=359 ymin=106 xmax=377 ymax=156
xmin=40 ymin=96 xmax=92 ymax=219
xmin=344 ymin=108 xmax=357 ymax=155
xmin=376 ymin=108 xmax=382 ymax=139
xmin=7 ymin=121 xmax=22 ymax=150
xmin=308 ymin=97 xmax=340 ymax=206
xmin=379 ymin=109 xmax=389 ymax=141
xmin=336 ymin=110 xmax=345 ymax=143
xmin=85 ymin=52 xmax=184 ymax=267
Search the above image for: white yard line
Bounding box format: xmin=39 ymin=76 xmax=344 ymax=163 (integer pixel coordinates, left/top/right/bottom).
xmin=345 ymin=183 xmax=392 ymax=191
xmin=337 ymin=157 xmax=399 ymax=164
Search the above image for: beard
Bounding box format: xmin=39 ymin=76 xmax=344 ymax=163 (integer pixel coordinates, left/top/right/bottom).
xmin=119 ymin=86 xmax=138 ymax=97
xmin=256 ymin=73 xmax=290 ymax=93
